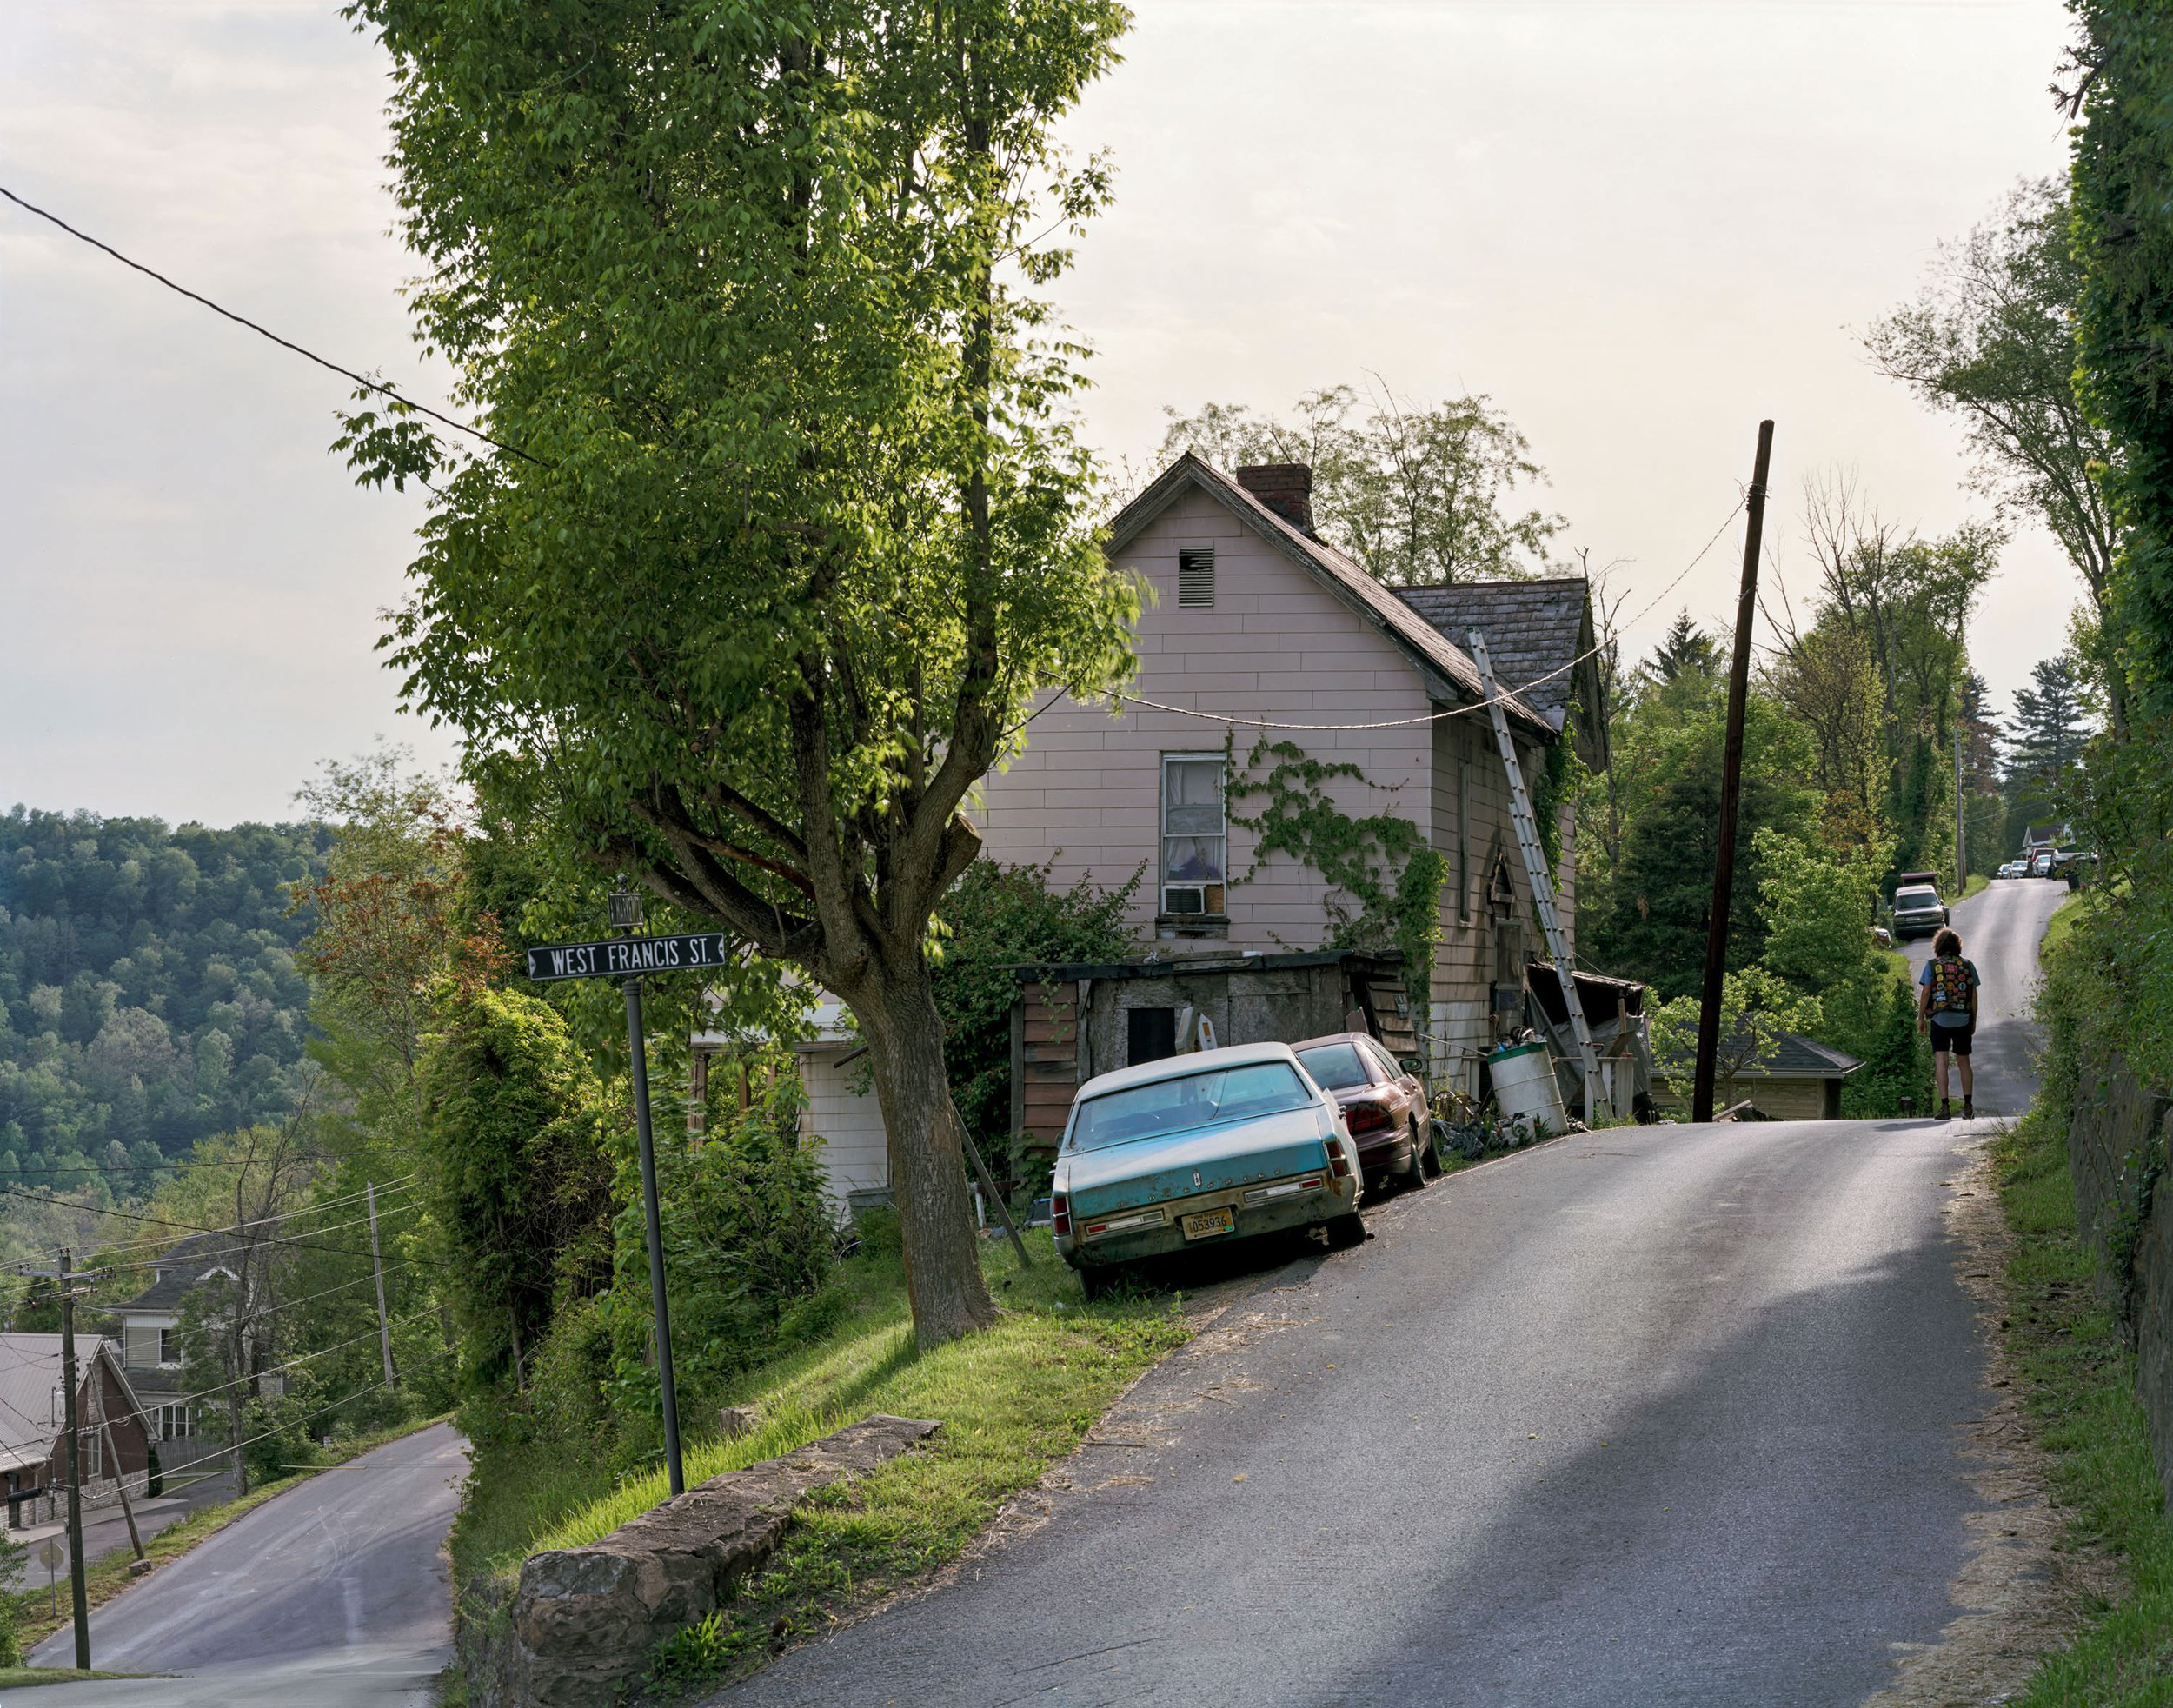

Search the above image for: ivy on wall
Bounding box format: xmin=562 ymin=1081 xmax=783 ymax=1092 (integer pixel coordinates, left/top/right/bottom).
xmin=1222 ymin=733 xmax=1449 ymax=1014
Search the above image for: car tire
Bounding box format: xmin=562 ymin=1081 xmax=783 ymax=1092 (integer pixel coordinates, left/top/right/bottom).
xmin=1400 ymin=1121 xmax=1429 ymax=1190
xmin=1080 ymin=1265 xmax=1118 ymax=1301
xmin=1421 ymin=1119 xmax=1446 ymax=1178
xmin=1324 ymin=1212 xmax=1366 ymax=1250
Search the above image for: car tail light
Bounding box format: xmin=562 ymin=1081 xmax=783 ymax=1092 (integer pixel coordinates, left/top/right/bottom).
xmin=1326 ymin=1143 xmax=1352 ymax=1180
xmin=1344 ymin=1099 xmax=1391 ymax=1135
xmin=1051 ymin=1193 xmax=1070 ymax=1236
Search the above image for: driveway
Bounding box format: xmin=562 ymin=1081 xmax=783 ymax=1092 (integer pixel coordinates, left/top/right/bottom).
xmin=22 ymin=1422 xmax=467 ymax=1706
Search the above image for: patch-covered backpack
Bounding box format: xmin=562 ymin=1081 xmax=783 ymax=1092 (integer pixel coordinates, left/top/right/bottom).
xmin=1929 ymin=956 xmax=1971 ymax=1017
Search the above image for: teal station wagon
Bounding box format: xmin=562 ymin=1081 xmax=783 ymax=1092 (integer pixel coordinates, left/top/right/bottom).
xmin=1051 ymin=1042 xmax=1364 ymax=1298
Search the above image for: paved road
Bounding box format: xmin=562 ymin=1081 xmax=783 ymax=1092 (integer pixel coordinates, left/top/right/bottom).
xmin=7 ymin=1464 xmax=239 ymax=1594
xmin=714 ymin=884 xmax=2071 ymax=1708
xmin=1900 ymin=876 xmax=2067 ymax=1118
xmin=22 ymin=1422 xmax=466 ymax=1706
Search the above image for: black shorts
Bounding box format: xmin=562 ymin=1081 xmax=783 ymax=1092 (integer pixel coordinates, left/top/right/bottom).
xmin=1931 ymin=1023 xmax=1973 ymax=1056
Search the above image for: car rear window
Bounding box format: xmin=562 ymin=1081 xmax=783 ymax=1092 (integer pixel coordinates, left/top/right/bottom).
xmin=1894 ymin=887 xmax=1940 ymax=908
xmin=1067 ymin=1061 xmax=1317 ymax=1153
xmin=1293 ymin=1042 xmax=1370 ymax=1090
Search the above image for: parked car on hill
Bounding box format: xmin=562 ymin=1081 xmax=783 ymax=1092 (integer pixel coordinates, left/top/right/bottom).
xmin=1051 ymin=1043 xmax=1364 ymax=1299
xmin=1293 ymin=1032 xmax=1436 ymax=1193
xmin=2029 ymin=849 xmax=2057 ymax=878
xmin=1890 ymin=882 xmax=1950 ymax=940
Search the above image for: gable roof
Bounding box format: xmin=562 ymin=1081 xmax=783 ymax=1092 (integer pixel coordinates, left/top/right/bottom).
xmin=114 ymin=1232 xmax=235 ymax=1315
xmin=1658 ymin=1026 xmax=1863 ymax=1080
xmin=1394 ymin=579 xmax=1594 ymax=733
xmin=1107 ymin=454 xmax=1556 ymax=740
xmin=0 ymin=1334 xmax=144 ymax=1472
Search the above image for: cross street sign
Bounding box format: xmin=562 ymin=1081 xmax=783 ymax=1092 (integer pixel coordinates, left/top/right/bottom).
xmin=523 ymin=932 xmax=734 ymax=982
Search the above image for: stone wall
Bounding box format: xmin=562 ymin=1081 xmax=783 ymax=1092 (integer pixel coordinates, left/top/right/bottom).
xmin=2065 ymin=1053 xmax=2173 ymax=1502
xmin=459 ymin=1413 xmax=940 ymax=1708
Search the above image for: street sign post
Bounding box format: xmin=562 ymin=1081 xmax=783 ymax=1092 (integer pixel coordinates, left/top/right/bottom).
xmin=524 ymin=901 xmax=692 ymax=1496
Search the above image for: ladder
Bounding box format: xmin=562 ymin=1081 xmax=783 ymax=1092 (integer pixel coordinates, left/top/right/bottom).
xmin=1468 ymin=631 xmax=1605 ymax=1121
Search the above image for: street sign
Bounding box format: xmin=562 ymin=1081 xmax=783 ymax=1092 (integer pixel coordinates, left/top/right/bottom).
xmin=524 ymin=932 xmax=734 ymax=983
xmin=36 ymin=1539 xmax=63 ymax=1570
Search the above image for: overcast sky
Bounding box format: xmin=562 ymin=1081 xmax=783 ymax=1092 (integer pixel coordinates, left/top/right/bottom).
xmin=1 ymin=0 xmax=2081 ymax=827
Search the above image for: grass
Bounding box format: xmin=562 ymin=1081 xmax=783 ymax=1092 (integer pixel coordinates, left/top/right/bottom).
xmin=1964 ymin=872 xmax=1992 ymax=899
xmin=452 ymin=1225 xmax=1189 ymax=1697
xmin=0 ymin=1666 xmax=143 ymax=1688
xmin=12 ymin=1412 xmax=449 ymax=1653
xmin=2041 ymin=888 xmax=2097 ymax=960
xmin=1990 ymin=1110 xmax=2173 ymax=1705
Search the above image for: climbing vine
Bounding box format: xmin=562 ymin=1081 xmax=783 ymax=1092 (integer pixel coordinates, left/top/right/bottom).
xmin=1222 ymin=733 xmax=1449 ymax=1014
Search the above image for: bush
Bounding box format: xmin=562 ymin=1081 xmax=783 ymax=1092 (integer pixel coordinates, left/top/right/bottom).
xmin=0 ymin=1530 xmax=22 ymax=1666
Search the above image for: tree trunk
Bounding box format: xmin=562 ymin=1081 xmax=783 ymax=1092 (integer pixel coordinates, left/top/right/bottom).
xmin=844 ymin=952 xmax=999 ymax=1346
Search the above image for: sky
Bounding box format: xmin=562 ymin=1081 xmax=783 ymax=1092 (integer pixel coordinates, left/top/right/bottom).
xmin=0 ymin=0 xmax=2083 ymax=827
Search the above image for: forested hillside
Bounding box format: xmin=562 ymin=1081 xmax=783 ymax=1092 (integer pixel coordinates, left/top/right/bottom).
xmin=0 ymin=807 xmax=330 ymax=1193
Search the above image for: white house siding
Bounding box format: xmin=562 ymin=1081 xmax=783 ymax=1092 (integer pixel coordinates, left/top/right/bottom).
xmin=796 ymin=1048 xmax=890 ymax=1216
xmin=976 ymin=488 xmax=1435 ymax=951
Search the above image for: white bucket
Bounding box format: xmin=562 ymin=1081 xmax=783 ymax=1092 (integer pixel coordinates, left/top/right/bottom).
xmin=1490 ymin=1040 xmax=1568 ymax=1138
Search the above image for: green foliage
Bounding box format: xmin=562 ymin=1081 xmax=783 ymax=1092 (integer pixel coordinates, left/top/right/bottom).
xmin=928 ymin=858 xmax=1139 ymax=1188
xmin=416 ymin=983 xmax=615 ymax=1417
xmin=0 ymin=807 xmax=329 ymax=1195
xmin=2070 ymin=3 xmax=2173 ymax=719
xmin=1649 ymin=967 xmax=1822 ymax=1109
xmin=1158 ymin=380 xmax=1565 ymax=583
xmin=0 ymin=1528 xmax=22 ymax=1666
xmin=1223 ymin=734 xmax=1448 ymax=1012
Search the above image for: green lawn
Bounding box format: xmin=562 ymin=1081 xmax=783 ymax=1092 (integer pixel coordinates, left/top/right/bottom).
xmin=0 ymin=1666 xmax=143 ymax=1689
xmin=453 ymin=1228 xmax=1189 ymax=1698
xmin=1993 ymin=1113 xmax=2173 ymax=1705
xmin=1964 ymin=872 xmax=1991 ymax=899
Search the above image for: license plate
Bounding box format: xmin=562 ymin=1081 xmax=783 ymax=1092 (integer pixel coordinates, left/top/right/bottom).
xmin=1182 ymin=1207 xmax=1235 ymax=1240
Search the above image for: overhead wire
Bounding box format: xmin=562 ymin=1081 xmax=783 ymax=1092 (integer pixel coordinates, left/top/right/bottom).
xmin=0 ymin=1183 xmax=423 ymax=1273
xmin=0 ymin=183 xmax=535 ymax=464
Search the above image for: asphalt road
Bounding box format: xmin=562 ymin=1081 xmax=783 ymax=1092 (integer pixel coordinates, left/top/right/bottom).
xmin=20 ymin=1422 xmax=466 ymax=1706
xmin=6 ymin=1464 xmax=239 ymax=1595
xmin=714 ymin=882 xmax=2073 ymax=1708
xmin=1900 ymin=876 xmax=2068 ymax=1118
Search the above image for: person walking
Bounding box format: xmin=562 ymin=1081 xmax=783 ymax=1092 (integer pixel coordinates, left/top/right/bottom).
xmin=1917 ymin=927 xmax=1980 ymax=1119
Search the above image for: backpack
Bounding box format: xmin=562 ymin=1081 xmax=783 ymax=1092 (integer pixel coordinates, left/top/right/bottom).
xmin=1929 ymin=957 xmax=1972 ymax=1017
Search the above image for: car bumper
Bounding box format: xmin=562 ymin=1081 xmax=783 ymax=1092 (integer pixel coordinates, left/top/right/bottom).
xmin=1892 ymin=912 xmax=1945 ymax=936
xmin=1057 ymin=1169 xmax=1359 ymax=1268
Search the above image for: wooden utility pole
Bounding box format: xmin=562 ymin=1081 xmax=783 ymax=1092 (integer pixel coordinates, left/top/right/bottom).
xmin=88 ymin=1370 xmax=144 ymax=1566
xmin=1693 ymin=421 xmax=1776 ymax=1123
xmin=1956 ymin=725 xmax=1967 ymax=893
xmin=56 ymin=1249 xmax=90 ymax=1670
xmin=367 ymin=1181 xmax=397 ymax=1389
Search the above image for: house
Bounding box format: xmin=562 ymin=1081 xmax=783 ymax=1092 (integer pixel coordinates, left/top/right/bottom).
xmin=974 ymin=453 xmax=1602 ymax=1093
xmin=0 ymin=1333 xmax=153 ymax=1529
xmin=1655 ymin=1028 xmax=1864 ymax=1120
xmin=111 ymin=1232 xmax=245 ymax=1472
xmin=785 ymin=452 xmax=1605 ymax=1196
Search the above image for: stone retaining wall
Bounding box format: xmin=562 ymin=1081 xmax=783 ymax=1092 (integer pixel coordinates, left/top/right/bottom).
xmin=2065 ymin=1053 xmax=2173 ymax=1502
xmin=458 ymin=1412 xmax=940 ymax=1708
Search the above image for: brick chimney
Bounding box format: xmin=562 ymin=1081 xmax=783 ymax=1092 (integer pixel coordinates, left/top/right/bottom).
xmin=1235 ymin=463 xmax=1315 ymax=536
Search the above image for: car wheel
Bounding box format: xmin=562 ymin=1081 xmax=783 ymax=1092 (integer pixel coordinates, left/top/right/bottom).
xmin=1324 ymin=1211 xmax=1366 ymax=1250
xmin=1400 ymin=1121 xmax=1430 ymax=1190
xmin=1422 ymin=1119 xmax=1446 ymax=1178
xmin=1080 ymin=1265 xmax=1117 ymax=1301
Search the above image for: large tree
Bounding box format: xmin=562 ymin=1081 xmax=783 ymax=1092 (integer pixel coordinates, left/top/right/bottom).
xmin=1157 ymin=382 xmax=1565 ymax=583
xmin=344 ymin=0 xmax=1138 ymax=1344
xmin=1865 ymin=178 xmax=2124 ymax=730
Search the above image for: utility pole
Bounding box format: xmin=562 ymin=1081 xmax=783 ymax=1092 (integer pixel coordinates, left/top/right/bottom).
xmin=1693 ymin=421 xmax=1776 ymax=1123
xmin=612 ymin=889 xmax=684 ymax=1499
xmin=56 ymin=1249 xmax=90 ymax=1670
xmin=366 ymin=1182 xmax=397 ymax=1389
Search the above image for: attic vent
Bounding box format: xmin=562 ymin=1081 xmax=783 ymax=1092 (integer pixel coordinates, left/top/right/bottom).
xmin=1177 ymin=547 xmax=1215 ymax=609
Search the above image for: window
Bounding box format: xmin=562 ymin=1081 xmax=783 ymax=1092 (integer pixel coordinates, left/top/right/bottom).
xmin=1457 ymin=757 xmax=1473 ymax=926
xmin=1126 ymin=1007 xmax=1177 ymax=1067
xmin=157 ymin=1404 xmax=195 ymax=1441
xmin=1177 ymin=547 xmax=1215 ymax=609
xmin=1160 ymin=754 xmax=1226 ymax=916
xmin=158 ymin=1327 xmax=177 ymax=1366
xmin=1294 ymin=1041 xmax=1371 ymax=1091
xmin=1067 ymin=1062 xmax=1315 ymax=1152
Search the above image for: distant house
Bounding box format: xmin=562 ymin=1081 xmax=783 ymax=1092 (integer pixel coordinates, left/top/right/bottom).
xmin=1656 ymin=1028 xmax=1864 ymax=1121
xmin=111 ymin=1232 xmax=249 ymax=1472
xmin=0 ymin=1333 xmax=152 ymax=1529
xmin=774 ymin=453 xmax=1611 ymax=1201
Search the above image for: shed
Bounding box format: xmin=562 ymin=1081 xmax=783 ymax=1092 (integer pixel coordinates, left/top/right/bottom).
xmin=1008 ymin=949 xmax=1416 ymax=1151
xmin=1655 ymin=1027 xmax=1864 ymax=1120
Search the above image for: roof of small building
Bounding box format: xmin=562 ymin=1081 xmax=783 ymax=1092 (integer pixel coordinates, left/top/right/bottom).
xmin=0 ymin=1334 xmax=136 ymax=1473
xmin=1394 ymin=578 xmax=1593 ymax=732
xmin=1655 ymin=1027 xmax=1863 ymax=1081
xmin=113 ymin=1232 xmax=236 ymax=1315
xmin=1106 ymin=454 xmax=1557 ymax=740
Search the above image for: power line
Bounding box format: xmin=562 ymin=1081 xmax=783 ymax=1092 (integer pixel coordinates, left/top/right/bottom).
xmin=0 ymin=183 xmax=535 ymax=465
xmin=166 ymin=1307 xmax=438 ymax=1409
xmin=3 ymin=1175 xmax=417 ymax=1263
xmin=0 ymin=1184 xmax=422 ymax=1270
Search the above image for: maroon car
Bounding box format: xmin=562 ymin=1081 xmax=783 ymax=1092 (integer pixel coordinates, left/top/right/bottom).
xmin=1292 ymin=1033 xmax=1435 ymax=1192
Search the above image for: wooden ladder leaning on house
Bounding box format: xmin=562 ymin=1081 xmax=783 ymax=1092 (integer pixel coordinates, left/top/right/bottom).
xmin=1467 ymin=630 xmax=1605 ymax=1121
